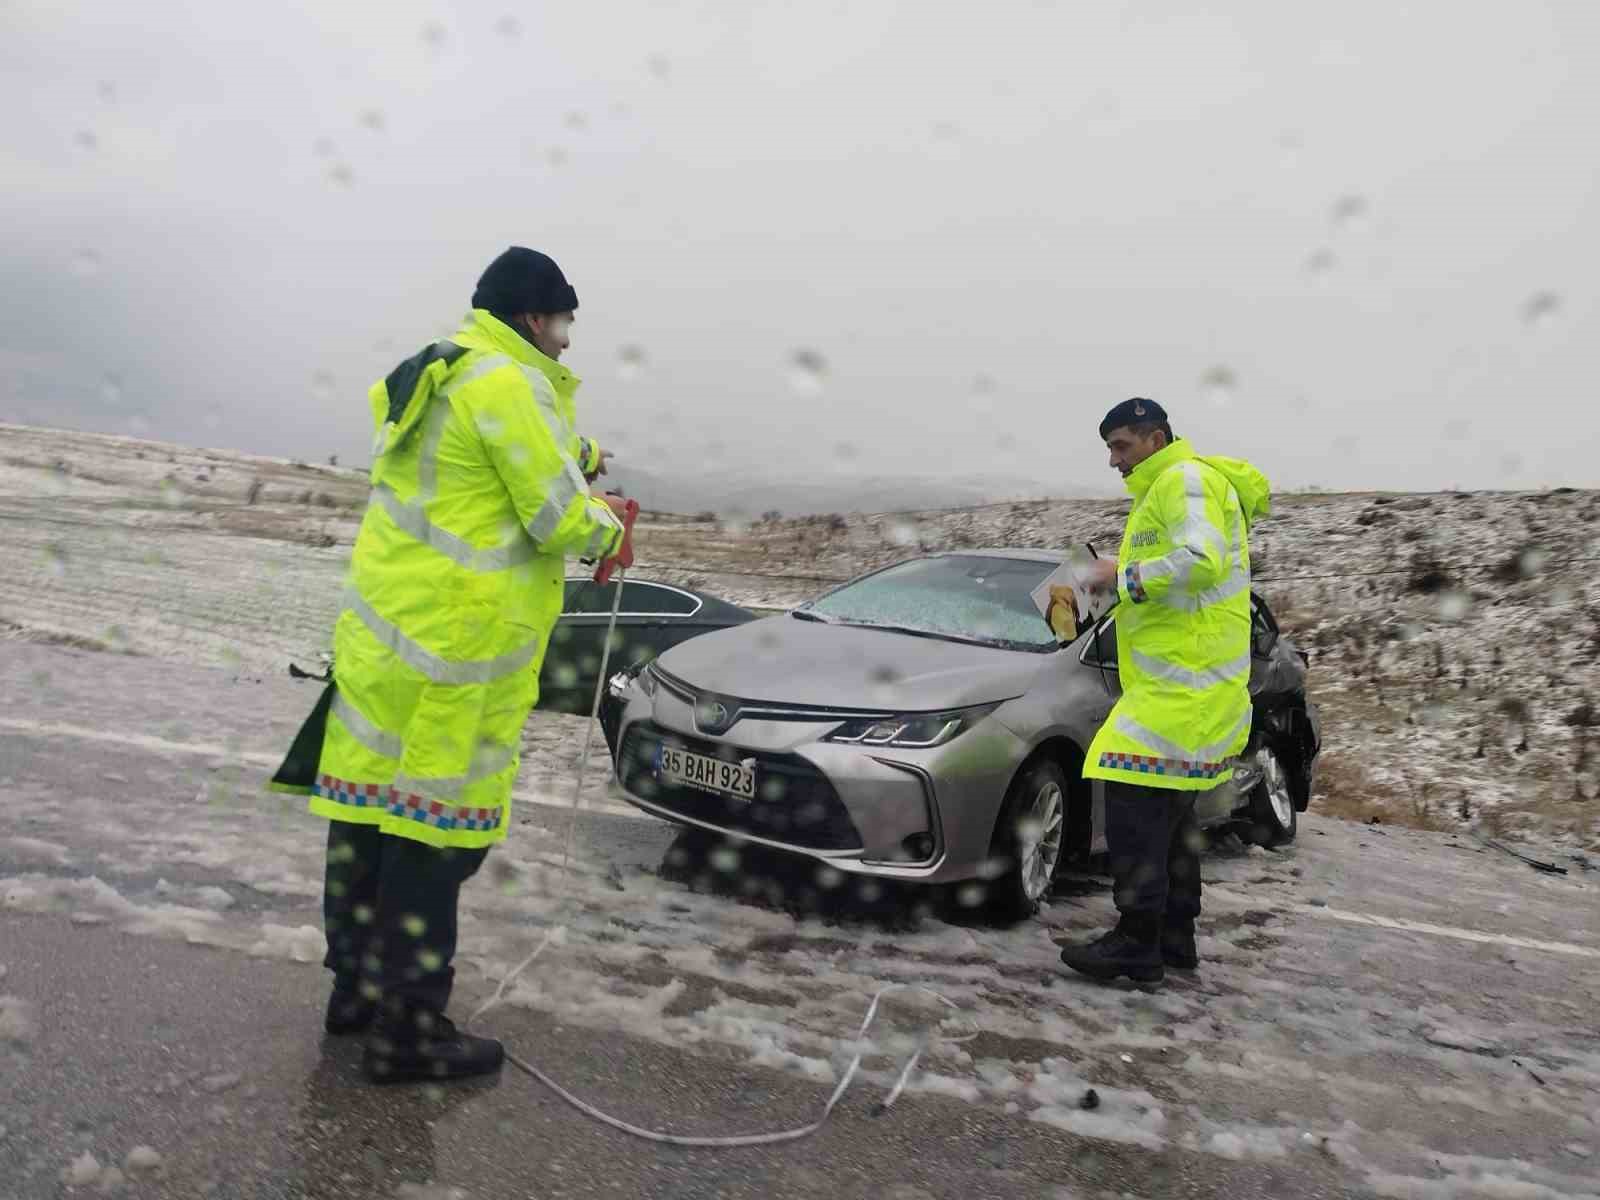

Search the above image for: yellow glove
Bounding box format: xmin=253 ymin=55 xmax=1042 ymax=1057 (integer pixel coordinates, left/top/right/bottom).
xmin=1045 ymin=584 xmax=1079 ymax=641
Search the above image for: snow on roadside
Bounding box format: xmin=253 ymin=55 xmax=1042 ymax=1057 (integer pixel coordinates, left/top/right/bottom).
xmin=5 ymin=424 xmax=1600 ymax=1193
xmin=4 ymin=423 xmax=1594 ymax=851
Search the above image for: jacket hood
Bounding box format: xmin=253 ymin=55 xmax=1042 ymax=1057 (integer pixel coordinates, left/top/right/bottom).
xmin=458 ymin=309 xmax=581 ymax=398
xmin=1197 ymin=454 xmax=1272 ymax=526
xmin=1125 ymin=439 xmax=1271 ymax=526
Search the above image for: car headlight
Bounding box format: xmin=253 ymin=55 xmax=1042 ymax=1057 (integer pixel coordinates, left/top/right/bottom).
xmin=635 ymin=663 xmax=658 ymax=698
xmin=608 ymin=663 xmax=657 ymax=701
xmin=824 ymin=703 xmax=1000 ymax=749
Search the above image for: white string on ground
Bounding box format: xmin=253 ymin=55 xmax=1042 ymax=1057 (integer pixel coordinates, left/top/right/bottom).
xmin=467 ymin=568 xmax=977 ymax=1145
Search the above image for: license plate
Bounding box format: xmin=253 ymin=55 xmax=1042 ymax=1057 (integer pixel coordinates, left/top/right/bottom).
xmin=655 ymin=745 xmax=757 ymax=802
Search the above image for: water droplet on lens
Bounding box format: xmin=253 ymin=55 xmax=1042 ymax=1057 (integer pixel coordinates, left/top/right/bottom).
xmin=889 ymin=521 xmax=918 ymax=547
xmin=1199 ymin=365 xmax=1237 ymax=406
xmin=646 ymin=54 xmax=672 ymax=81
xmin=616 ymin=344 xmax=647 ymax=381
xmin=564 ymin=111 xmax=588 ymax=132
xmin=956 ymin=883 xmax=986 ymax=908
xmin=313 ymin=137 xmax=336 ymax=158
xmin=833 ymin=442 xmax=859 ymax=462
xmin=421 ymin=21 xmax=449 ymax=49
xmin=71 ymin=248 xmax=102 ymax=277
xmin=709 ymin=846 xmax=740 ymax=873
xmin=1417 ymin=702 xmax=1449 ymax=728
xmin=45 ymin=543 xmax=68 ymax=578
xmin=1277 ymin=130 xmax=1303 ymax=167
xmin=546 ymin=147 xmax=569 ymax=167
xmin=1442 ymin=418 xmax=1470 ymax=441
xmin=1304 ymin=249 xmax=1336 ymax=278
xmin=1521 ymin=291 xmax=1561 ymax=329
xmin=788 ymin=348 xmax=828 ymax=396
xmin=312 ymin=370 xmax=336 ymax=400
xmin=327 ymin=162 xmax=354 ymax=187
xmin=1331 ymin=194 xmax=1369 ymax=233
xmin=1437 ymin=590 xmax=1472 ymax=621
xmin=494 ymin=14 xmax=522 ymax=38
xmin=1518 ymin=547 xmax=1550 ymax=578
xmin=97 ymin=81 xmax=117 ymax=104
xmin=100 ymin=375 xmax=123 ymax=406
xmin=1499 ymin=453 xmax=1524 ymax=477
xmin=359 ymin=109 xmax=386 ymax=132
xmin=74 ymin=129 xmax=98 ymax=151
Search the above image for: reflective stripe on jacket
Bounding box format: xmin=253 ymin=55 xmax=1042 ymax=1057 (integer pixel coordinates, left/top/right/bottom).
xmin=308 ymin=309 xmax=624 ymax=848
xmin=1084 ymin=439 xmax=1270 ymax=792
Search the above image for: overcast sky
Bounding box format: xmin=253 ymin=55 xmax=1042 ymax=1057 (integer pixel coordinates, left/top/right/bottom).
xmin=3 ymin=0 xmax=1596 ymax=499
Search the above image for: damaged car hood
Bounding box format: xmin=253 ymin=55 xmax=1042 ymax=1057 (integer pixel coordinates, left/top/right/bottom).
xmin=655 ymin=615 xmax=1048 ymax=712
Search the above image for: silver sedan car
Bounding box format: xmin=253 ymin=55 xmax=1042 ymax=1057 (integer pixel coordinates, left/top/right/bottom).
xmin=606 ymin=550 xmax=1320 ymax=919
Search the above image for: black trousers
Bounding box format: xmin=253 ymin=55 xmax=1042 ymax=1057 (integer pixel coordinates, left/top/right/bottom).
xmin=321 ymin=821 xmax=489 ymax=1017
xmin=1104 ymin=780 xmax=1204 ymax=938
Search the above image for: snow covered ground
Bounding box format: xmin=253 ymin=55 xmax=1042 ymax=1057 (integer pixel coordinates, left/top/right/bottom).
xmin=4 ymin=586 xmax=1600 ymax=1195
xmin=4 ymin=421 xmax=1596 ymax=852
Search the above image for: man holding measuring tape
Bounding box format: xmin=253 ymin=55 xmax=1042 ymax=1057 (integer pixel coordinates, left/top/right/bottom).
xmin=277 ymin=247 xmax=636 ymax=1083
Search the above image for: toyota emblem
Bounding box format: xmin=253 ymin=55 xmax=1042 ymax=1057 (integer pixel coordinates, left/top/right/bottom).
xmin=696 ymin=699 xmax=734 ymax=735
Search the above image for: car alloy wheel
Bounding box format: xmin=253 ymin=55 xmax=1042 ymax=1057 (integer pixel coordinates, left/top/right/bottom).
xmin=1258 ymin=745 xmax=1294 ymax=828
xmin=1022 ymin=780 xmax=1065 ymax=902
xmin=1243 ymin=741 xmax=1298 ymax=847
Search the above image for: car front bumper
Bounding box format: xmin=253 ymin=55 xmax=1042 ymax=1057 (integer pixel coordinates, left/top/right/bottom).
xmin=609 ymin=681 xmax=1027 ymax=885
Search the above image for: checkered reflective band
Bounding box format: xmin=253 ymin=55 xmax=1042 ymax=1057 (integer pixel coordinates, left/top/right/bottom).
xmin=1098 ymin=752 xmax=1227 ymax=780
xmin=313 ymin=775 xmax=504 ymax=832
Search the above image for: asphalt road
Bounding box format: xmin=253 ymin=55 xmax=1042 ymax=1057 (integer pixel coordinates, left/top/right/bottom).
xmin=3 ymin=642 xmax=1599 ymax=1199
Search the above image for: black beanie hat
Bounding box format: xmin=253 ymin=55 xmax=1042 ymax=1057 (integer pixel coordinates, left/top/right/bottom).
xmin=471 ymin=247 xmax=579 ymax=315
xmin=1098 ymin=397 xmax=1169 ymax=440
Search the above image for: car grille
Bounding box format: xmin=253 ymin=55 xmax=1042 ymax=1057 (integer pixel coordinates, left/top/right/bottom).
xmin=619 ymin=722 xmax=862 ymax=851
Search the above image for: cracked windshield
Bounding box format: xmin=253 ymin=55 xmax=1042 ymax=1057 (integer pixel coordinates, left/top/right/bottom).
xmin=2 ymin=2 xmax=1597 ymax=1198
xmin=807 ymin=556 xmax=1061 ymax=650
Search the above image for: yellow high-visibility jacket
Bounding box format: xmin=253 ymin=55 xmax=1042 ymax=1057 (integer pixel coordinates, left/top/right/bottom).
xmin=304 ymin=309 xmax=622 ymax=847
xmin=1084 ymin=439 xmax=1271 ymax=792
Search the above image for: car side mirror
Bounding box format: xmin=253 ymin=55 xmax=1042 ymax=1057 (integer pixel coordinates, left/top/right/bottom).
xmin=1250 ymin=597 xmax=1280 ymax=658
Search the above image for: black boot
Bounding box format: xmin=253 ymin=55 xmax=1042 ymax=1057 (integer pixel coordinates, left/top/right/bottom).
xmin=1161 ymin=921 xmax=1199 ymax=970
xmin=363 ymin=1011 xmax=504 ymax=1085
xmin=324 ymin=987 xmax=378 ymax=1036
xmin=1059 ymin=919 xmax=1164 ymax=983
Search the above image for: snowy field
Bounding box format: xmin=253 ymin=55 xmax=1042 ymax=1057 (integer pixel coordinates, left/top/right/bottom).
xmin=3 ymin=421 xmax=1596 ymax=851
xmin=3 ymin=424 xmax=1600 ymax=1196
xmin=3 ymin=642 xmax=1600 ymax=1197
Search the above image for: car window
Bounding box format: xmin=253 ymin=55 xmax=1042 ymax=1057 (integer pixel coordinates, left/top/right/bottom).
xmin=563 ymin=579 xmax=604 ymax=614
xmin=1250 ymin=595 xmax=1279 ymax=658
xmin=808 ymin=554 xmax=1058 ymax=650
xmin=621 ymin=582 xmax=699 ymax=615
xmin=1082 ymin=617 xmax=1119 ymax=669
xmin=562 ymin=580 xmax=701 ymax=616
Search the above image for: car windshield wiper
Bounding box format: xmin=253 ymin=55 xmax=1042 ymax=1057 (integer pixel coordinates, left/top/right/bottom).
xmin=826 ymin=619 xmax=1048 ymax=653
xmin=790 ymin=609 xmax=833 ymax=623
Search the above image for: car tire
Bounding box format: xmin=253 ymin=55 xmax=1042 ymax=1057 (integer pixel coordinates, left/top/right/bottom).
xmin=1242 ymin=740 xmax=1297 ymax=847
xmin=984 ymin=758 xmax=1070 ymax=922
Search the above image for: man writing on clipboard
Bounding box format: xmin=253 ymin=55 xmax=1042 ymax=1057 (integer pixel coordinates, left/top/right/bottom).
xmin=1056 ymin=397 xmax=1270 ymax=984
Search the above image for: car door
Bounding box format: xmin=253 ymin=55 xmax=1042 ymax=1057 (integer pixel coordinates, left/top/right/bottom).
xmin=539 ymin=580 xmax=611 ymax=714
xmin=541 ymin=580 xmax=709 ymax=714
